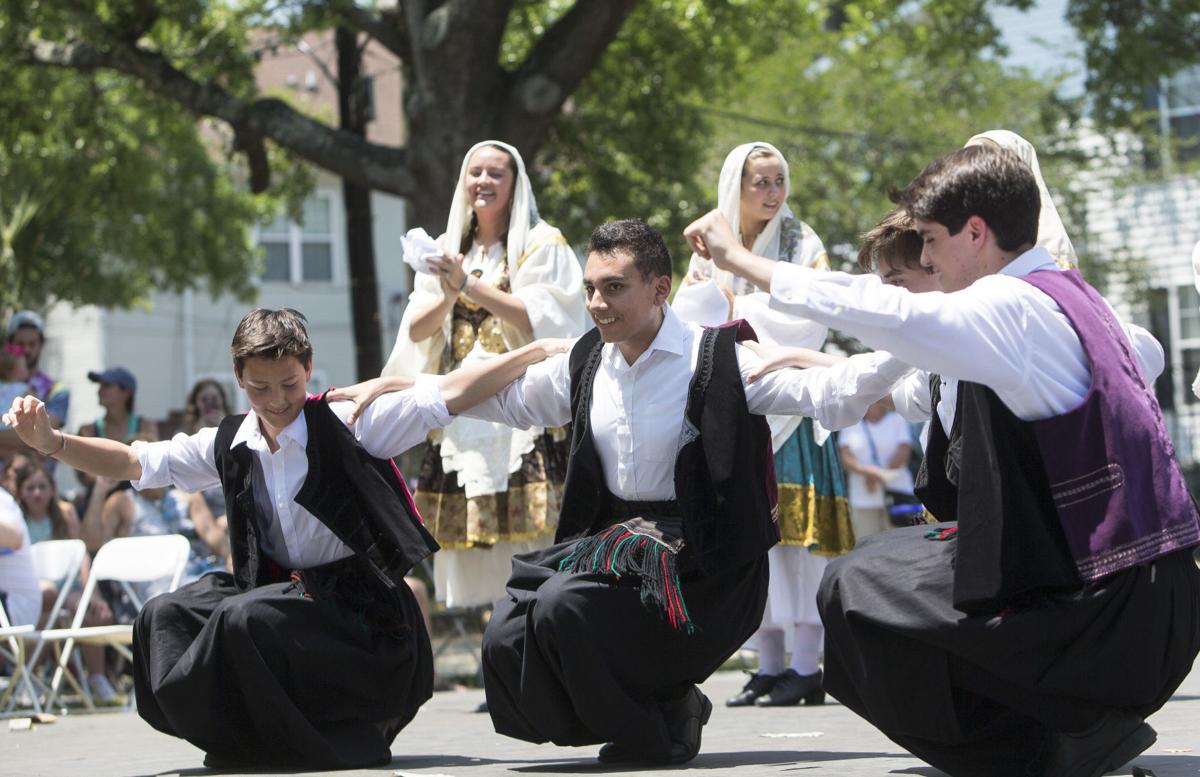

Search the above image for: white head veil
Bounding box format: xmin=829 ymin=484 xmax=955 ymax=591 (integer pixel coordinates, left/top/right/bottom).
xmin=965 ymin=130 xmax=1078 ymax=269
xmin=688 ymin=142 xmax=796 ymax=292
xmin=440 ymin=140 xmax=540 ymax=262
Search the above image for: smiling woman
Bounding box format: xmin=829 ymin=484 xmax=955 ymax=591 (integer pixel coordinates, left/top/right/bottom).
xmin=383 ymin=140 xmax=588 ymax=612
xmin=679 ymin=142 xmax=850 ymax=710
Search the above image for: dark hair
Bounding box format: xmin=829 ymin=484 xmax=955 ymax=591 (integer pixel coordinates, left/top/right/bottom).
xmin=586 ymin=219 xmax=672 ymax=281
xmin=230 ymin=308 xmax=312 ymax=375
xmin=16 ymin=462 xmax=69 ymax=540
xmin=182 ymin=378 xmax=231 ymax=433
xmin=857 ymin=208 xmax=924 ymax=273
xmin=893 ymin=144 xmax=1040 ymax=252
xmin=460 ymin=144 xmax=518 ymax=255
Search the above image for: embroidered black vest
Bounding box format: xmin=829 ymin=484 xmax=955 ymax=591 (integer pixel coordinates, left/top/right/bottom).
xmin=212 ymin=396 xmax=439 ymax=594
xmin=556 ymin=324 xmax=779 ymax=575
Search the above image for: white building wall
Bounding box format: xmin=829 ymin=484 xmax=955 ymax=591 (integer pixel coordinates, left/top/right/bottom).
xmin=48 ymin=175 xmax=410 ymax=439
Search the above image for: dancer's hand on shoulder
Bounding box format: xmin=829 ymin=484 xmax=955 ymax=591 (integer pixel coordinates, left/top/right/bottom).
xmin=327 ymin=376 xmax=414 ymax=424
xmin=743 ymin=341 xmax=845 ymax=383
xmin=533 ymin=338 xmax=573 ymax=361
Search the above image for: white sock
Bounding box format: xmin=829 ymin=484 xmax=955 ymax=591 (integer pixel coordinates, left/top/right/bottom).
xmin=758 ymin=628 xmax=786 ymax=675
xmin=790 ymin=624 xmax=823 ymax=675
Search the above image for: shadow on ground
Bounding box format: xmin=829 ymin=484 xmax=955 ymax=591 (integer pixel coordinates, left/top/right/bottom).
xmin=509 ymin=750 xmax=901 ymax=773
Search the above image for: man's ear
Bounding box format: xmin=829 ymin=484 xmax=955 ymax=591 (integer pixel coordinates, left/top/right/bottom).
xmin=304 ymin=360 xmax=313 ymax=381
xmin=233 ymin=363 xmax=244 ymax=389
xmin=965 ymin=215 xmax=989 ymax=249
xmin=653 ymin=275 xmax=673 ymax=306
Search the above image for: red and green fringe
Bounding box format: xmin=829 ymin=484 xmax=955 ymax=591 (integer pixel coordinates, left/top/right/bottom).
xmin=558 ymin=523 xmax=695 ymax=635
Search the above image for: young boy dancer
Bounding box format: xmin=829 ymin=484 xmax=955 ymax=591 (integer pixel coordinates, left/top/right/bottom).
xmin=3 ymin=308 xmax=564 ymax=769
xmin=685 ymin=144 xmax=1199 ymax=777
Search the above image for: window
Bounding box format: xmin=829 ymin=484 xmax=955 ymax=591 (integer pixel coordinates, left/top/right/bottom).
xmin=258 ymin=194 xmax=338 ymax=284
xmin=1155 ymin=66 xmax=1200 ymax=167
xmin=1149 ymin=284 xmax=1200 ymax=412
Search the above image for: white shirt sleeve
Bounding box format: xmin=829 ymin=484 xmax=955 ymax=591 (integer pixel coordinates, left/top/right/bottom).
xmin=131 ymin=427 xmax=221 ymax=492
xmin=770 ymin=264 xmax=1034 ymax=393
xmin=1125 ymin=323 xmax=1164 ymax=383
xmin=891 ymin=371 xmax=934 ymax=422
xmin=738 ymin=346 xmax=914 ymax=430
xmin=460 ymin=351 xmax=573 ymax=429
xmin=329 ymin=374 xmax=451 ymax=459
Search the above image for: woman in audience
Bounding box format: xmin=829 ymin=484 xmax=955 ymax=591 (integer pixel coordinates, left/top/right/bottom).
xmin=15 ymin=462 xmax=119 ymax=703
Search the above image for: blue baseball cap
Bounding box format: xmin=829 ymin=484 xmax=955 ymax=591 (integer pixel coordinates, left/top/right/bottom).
xmin=87 ymin=367 xmax=137 ymax=394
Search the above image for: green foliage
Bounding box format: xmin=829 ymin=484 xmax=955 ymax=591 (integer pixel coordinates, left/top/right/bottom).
xmin=702 ymin=0 xmax=1082 ymax=274
xmin=528 ymin=0 xmax=812 ymax=265
xmin=0 ymin=61 xmax=300 ymax=311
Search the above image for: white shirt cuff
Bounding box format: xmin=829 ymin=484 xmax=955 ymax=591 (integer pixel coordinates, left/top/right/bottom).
xmin=130 ymin=439 xmax=174 ymax=490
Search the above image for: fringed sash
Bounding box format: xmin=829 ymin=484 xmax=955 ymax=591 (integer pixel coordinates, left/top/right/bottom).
xmin=558 ymin=513 xmax=695 ymax=635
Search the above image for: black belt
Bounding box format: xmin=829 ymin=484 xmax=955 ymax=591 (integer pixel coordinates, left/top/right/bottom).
xmin=610 ymin=498 xmax=681 ymax=521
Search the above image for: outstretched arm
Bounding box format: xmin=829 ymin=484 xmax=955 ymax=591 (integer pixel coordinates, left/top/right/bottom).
xmin=684 ymin=210 xmax=779 ymax=292
xmin=327 ymin=339 xmax=574 ymax=424
xmin=3 ymin=396 xmax=141 ymax=481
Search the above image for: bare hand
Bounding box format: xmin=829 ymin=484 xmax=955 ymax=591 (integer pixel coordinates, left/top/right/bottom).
xmin=3 ymin=395 xmax=59 ymax=454
xmin=744 ymin=341 xmax=839 ymax=383
xmin=429 ymin=253 xmax=467 ymax=296
xmin=864 ymin=467 xmax=885 ymax=493
xmin=532 ymin=338 xmax=574 ymax=361
xmin=683 ymin=210 xmax=739 ymax=268
xmin=327 ymin=376 xmax=415 ymax=424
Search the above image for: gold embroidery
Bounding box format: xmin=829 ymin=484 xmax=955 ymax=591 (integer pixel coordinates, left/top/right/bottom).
xmin=776 ymin=484 xmax=855 ymax=556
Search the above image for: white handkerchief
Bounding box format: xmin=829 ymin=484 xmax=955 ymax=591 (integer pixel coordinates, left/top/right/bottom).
xmin=401 ymin=227 xmax=443 ymax=275
xmin=672 ymin=280 xmax=730 ymax=328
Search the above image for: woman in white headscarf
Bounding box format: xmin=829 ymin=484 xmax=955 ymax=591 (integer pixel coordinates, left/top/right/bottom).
xmin=679 ymin=142 xmax=852 ymax=711
xmin=965 ymin=130 xmax=1079 ymax=269
xmin=385 ymin=140 xmax=587 ymax=610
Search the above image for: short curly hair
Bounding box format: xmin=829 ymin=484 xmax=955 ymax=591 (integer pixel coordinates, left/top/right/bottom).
xmin=586 ymin=219 xmax=672 ymax=281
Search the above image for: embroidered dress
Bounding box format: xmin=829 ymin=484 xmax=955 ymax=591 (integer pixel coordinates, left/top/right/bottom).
xmin=678 ymin=143 xmax=849 ymax=657
xmin=384 ymin=140 xmax=586 ymax=607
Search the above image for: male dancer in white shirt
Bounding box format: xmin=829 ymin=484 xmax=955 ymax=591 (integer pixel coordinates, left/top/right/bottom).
xmin=342 ymin=219 xmax=912 ymax=765
xmin=685 ymin=144 xmax=1200 ymax=777
xmin=3 ymin=308 xmax=567 ymax=770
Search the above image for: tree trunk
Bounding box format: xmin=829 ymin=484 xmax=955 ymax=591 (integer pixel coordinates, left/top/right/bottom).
xmin=337 ymin=26 xmax=383 ymax=381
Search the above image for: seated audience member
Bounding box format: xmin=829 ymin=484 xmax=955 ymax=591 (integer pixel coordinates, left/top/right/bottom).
xmin=181 ymin=380 xmax=233 ymax=571
xmin=0 ymin=486 xmax=40 ymax=628
xmin=76 ymin=367 xmax=158 ymax=500
xmin=15 ymin=462 xmax=119 ymax=703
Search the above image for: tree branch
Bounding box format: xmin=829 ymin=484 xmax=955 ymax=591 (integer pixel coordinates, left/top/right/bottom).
xmin=335 ymin=1 xmax=411 ymax=63
xmin=23 ymin=36 xmax=418 ymax=197
xmin=497 ymin=0 xmax=640 ymax=144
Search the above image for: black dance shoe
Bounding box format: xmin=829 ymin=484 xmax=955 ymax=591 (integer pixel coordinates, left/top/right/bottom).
xmin=596 ymin=686 xmax=713 ymax=766
xmin=725 ymin=672 xmax=779 ymax=707
xmin=1042 ymin=713 xmax=1156 ymax=777
xmin=754 ymin=668 xmax=825 ymax=706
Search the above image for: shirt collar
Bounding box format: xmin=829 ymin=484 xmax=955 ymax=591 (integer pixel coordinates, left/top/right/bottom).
xmin=999 ymin=246 xmax=1057 ymax=279
xmin=230 ymin=408 xmax=309 ymax=451
xmin=604 ymin=303 xmax=690 ymax=370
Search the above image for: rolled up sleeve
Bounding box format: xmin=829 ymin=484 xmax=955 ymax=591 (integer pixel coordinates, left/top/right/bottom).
xmin=130 ymin=428 xmax=220 ymax=492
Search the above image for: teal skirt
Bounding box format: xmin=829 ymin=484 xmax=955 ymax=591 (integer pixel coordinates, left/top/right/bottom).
xmin=773 ymin=418 xmax=853 ymax=556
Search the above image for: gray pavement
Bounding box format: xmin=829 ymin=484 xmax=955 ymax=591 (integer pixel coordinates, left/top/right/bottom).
xmin=4 ymin=665 xmax=1200 ymax=777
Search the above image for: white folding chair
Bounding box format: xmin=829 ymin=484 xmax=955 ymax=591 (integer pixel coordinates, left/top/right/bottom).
xmin=15 ymin=540 xmax=89 ymax=707
xmin=38 ymin=535 xmax=190 ymax=711
xmin=0 ymin=601 xmax=39 ymax=716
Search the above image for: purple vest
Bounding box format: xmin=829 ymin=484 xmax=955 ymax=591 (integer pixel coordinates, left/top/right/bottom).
xmin=1022 ymin=269 xmax=1200 ymax=581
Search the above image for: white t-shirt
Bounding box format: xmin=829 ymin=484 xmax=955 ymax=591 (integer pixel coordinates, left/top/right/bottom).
xmin=0 ymin=489 xmax=41 ymax=627
xmin=839 ymin=412 xmax=916 ymax=509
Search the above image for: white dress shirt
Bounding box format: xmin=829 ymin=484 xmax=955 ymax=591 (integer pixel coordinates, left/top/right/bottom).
xmin=465 ymin=305 xmax=911 ymax=502
xmin=767 ymin=247 xmax=1166 ymax=430
xmin=132 ymin=379 xmax=449 ymax=569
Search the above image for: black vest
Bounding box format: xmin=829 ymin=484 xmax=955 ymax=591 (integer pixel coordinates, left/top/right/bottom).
xmin=556 ymin=325 xmax=778 ymax=575
xmin=915 ymin=378 xmax=1079 ymax=613
xmin=213 ymin=397 xmax=439 ymax=593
